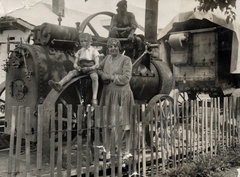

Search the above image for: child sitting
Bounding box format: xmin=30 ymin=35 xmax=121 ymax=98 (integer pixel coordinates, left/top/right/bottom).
xmin=48 ymin=33 xmax=100 ymax=106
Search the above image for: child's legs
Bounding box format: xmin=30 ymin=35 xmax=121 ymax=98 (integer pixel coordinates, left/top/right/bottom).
xmin=123 ymin=130 xmax=131 ymax=153
xmin=90 ymin=72 xmax=98 ymax=100
xmin=105 ymin=128 xmax=111 ymax=153
xmin=59 ymin=70 xmax=78 ymax=86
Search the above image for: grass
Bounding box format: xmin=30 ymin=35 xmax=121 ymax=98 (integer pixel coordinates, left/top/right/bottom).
xmin=158 ymin=142 xmax=240 ymax=177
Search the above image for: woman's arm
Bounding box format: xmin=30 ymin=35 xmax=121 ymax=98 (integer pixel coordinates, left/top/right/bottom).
xmin=97 ymin=57 xmax=113 ymax=84
xmin=112 ymin=56 xmax=132 ymax=85
xmin=97 ymin=57 xmax=106 ymax=76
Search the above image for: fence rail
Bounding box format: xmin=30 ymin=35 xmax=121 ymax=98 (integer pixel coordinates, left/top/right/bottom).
xmin=5 ymin=96 xmax=240 ymax=177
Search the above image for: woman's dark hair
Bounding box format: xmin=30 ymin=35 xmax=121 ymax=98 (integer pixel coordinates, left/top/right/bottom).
xmin=107 ymin=38 xmax=121 ymax=50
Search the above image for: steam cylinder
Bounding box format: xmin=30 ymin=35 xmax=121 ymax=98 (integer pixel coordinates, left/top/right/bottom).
xmin=33 ymin=23 xmax=79 ymax=45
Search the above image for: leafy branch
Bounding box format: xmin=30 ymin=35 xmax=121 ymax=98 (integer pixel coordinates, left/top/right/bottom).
xmin=195 ymin=0 xmax=237 ymax=23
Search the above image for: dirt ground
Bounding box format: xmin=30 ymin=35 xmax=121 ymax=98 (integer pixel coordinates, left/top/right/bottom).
xmin=1 ymin=147 xmax=240 ymax=177
xmin=0 ymin=149 xmax=9 ymax=177
xmin=0 ymin=148 xmax=55 ymax=177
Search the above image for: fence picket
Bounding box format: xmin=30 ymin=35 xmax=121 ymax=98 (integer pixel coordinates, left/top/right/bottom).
xmin=15 ymin=106 xmax=24 ymax=174
xmin=94 ymin=106 xmax=100 ymax=177
xmin=147 ymin=107 xmax=157 ymax=176
xmin=67 ymin=105 xmax=72 ymax=177
xmin=169 ymin=101 xmax=174 ymax=168
xmin=181 ymin=101 xmax=185 ymax=164
xmin=186 ymin=101 xmax=189 ymax=161
xmin=155 ymin=104 xmax=159 ymax=175
xmin=192 ymin=100 xmax=196 ymax=160
xmin=232 ymin=97 xmax=236 ymax=146
xmin=173 ymin=96 xmax=177 ymax=167
xmin=150 ymin=106 xmax=154 ymax=176
xmin=237 ymin=98 xmax=240 ymax=144
xmin=229 ymin=97 xmax=232 ymax=147
xmin=160 ymin=103 xmax=165 ymax=171
xmin=127 ymin=103 xmax=133 ymax=176
xmin=7 ymin=106 xmax=17 ymax=177
xmin=189 ymin=101 xmax=192 ymax=159
xmin=232 ymin=97 xmax=234 ymax=146
xmin=165 ymin=100 xmax=169 ymax=169
xmin=205 ymin=99 xmax=208 ymax=154
xmin=217 ymin=98 xmax=221 ymax=144
xmin=102 ymin=106 xmax=107 ymax=177
xmin=25 ymin=107 xmax=31 ymax=177
xmin=190 ymin=100 xmax=193 ymax=160
xmin=50 ymin=106 xmax=55 ymax=177
xmin=196 ymin=100 xmax=199 ymax=160
xmin=201 ymin=100 xmax=205 ymax=155
xmin=141 ymin=104 xmax=146 ymax=176
xmin=226 ymin=97 xmax=229 ymax=147
xmin=86 ymin=105 xmax=92 ymax=177
xmin=117 ymin=106 xmax=123 ymax=177
xmin=37 ymin=105 xmax=43 ymax=177
xmin=223 ymin=98 xmax=226 ymax=149
xmin=177 ymin=100 xmax=181 ymax=165
xmin=77 ymin=105 xmax=83 ymax=177
xmin=137 ymin=105 xmax=141 ymax=176
xmin=110 ymin=106 xmax=116 ymax=177
xmin=214 ymin=98 xmax=217 ymax=155
xmin=210 ymin=99 xmax=213 ymax=157
xmin=57 ymin=104 xmax=63 ymax=177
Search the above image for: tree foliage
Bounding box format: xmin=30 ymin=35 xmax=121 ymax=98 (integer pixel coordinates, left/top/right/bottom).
xmin=195 ymin=0 xmax=237 ymax=23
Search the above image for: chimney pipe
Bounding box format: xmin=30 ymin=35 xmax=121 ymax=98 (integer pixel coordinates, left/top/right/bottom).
xmin=145 ymin=0 xmax=158 ymax=43
xmin=52 ymin=0 xmax=65 ymax=17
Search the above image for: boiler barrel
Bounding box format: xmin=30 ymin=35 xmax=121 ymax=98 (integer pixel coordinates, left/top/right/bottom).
xmin=33 ymin=23 xmax=79 ymax=45
xmin=130 ymin=60 xmax=173 ymax=101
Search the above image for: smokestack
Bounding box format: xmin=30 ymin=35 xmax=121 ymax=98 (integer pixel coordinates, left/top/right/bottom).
xmin=52 ymin=0 xmax=65 ymax=17
xmin=145 ymin=0 xmax=158 ymax=43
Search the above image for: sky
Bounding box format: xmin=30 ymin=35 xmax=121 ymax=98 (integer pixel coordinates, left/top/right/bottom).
xmin=1 ymin=0 xmax=239 ymax=28
xmin=71 ymin=0 xmax=199 ymax=28
xmin=0 ymin=0 xmax=199 ymax=28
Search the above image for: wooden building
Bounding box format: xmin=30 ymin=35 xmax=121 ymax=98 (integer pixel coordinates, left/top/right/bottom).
xmin=0 ymin=0 xmax=90 ymax=84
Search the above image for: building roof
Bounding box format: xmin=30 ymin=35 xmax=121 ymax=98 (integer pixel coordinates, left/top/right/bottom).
xmin=0 ymin=2 xmax=90 ymax=31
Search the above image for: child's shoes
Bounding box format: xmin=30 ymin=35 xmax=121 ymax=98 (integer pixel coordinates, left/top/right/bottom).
xmin=99 ymin=151 xmax=111 ymax=161
xmin=92 ymin=99 xmax=98 ymax=107
xmin=48 ymin=80 xmax=62 ymax=92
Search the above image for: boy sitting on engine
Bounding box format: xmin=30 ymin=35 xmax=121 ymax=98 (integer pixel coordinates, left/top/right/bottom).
xmin=48 ymin=33 xmax=100 ymax=106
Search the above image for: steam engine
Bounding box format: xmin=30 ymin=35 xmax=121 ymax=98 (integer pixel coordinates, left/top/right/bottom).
xmin=4 ymin=23 xmax=80 ymax=140
xmin=4 ymin=7 xmax=240 ymax=145
xmin=4 ymin=22 xmax=172 ymax=141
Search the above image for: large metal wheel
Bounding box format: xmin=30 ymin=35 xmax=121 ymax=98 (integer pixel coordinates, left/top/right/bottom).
xmin=78 ymin=11 xmax=144 ymax=58
xmin=0 ymin=81 xmax=5 ymax=132
xmin=41 ymin=75 xmax=90 ymax=155
xmin=0 ymin=81 xmax=8 ymax=149
xmin=79 ymin=11 xmax=115 ymax=51
xmin=145 ymin=92 xmax=179 ymax=151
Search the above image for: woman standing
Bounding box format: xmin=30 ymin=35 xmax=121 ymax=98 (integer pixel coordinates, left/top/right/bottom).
xmin=98 ymin=38 xmax=134 ymax=159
